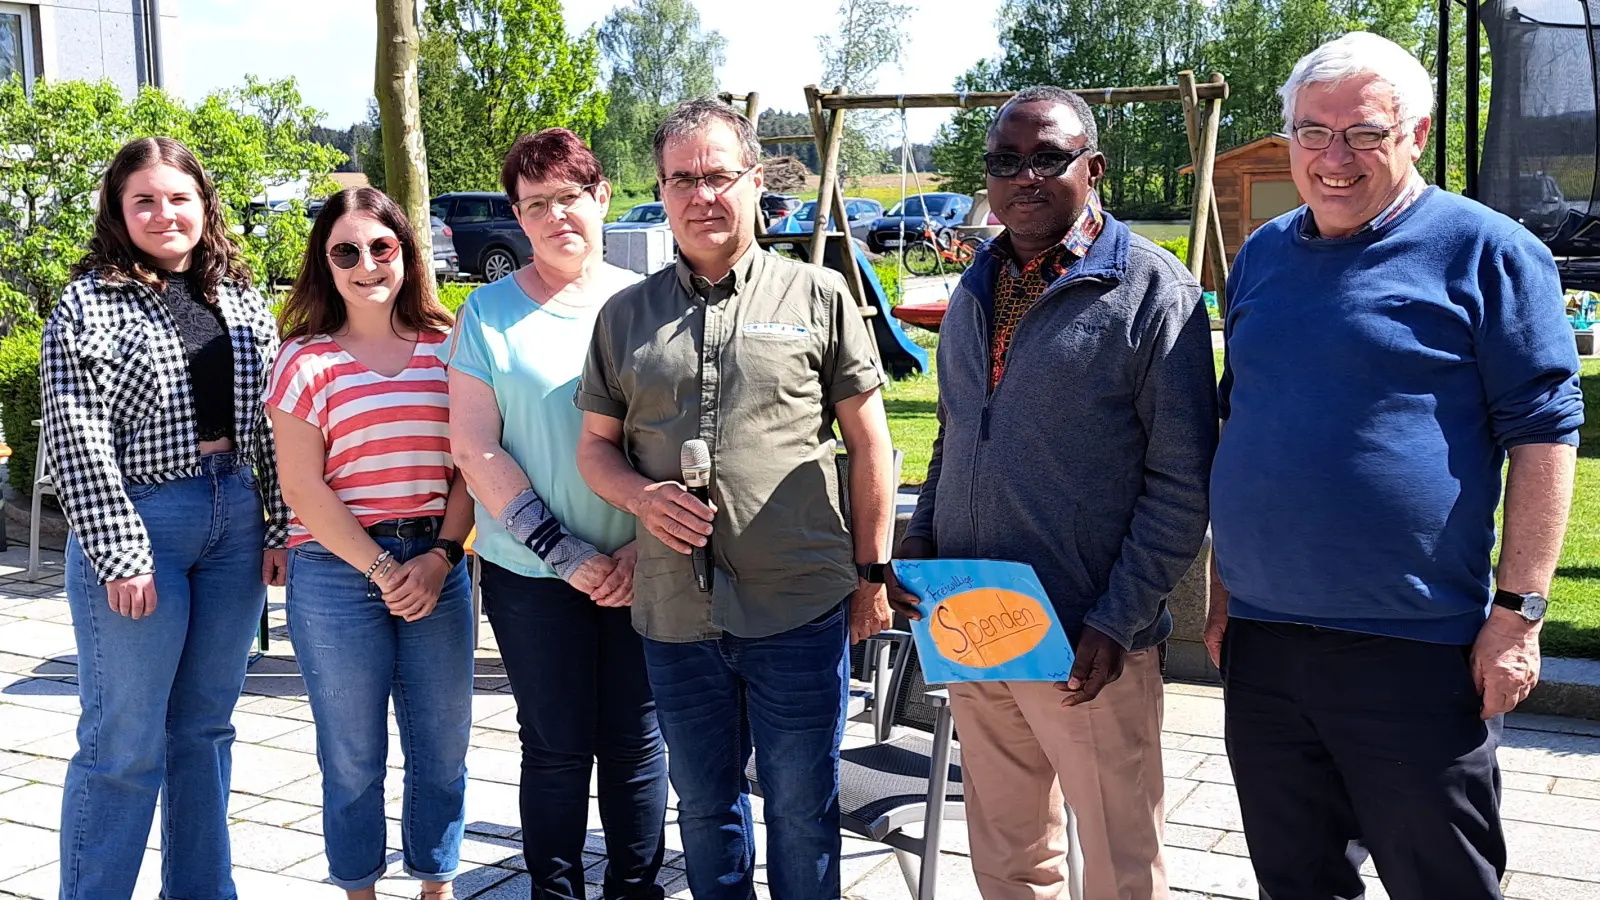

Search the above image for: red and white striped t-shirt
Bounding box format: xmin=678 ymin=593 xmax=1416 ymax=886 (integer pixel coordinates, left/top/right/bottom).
xmin=265 ymin=330 xmax=453 ymax=547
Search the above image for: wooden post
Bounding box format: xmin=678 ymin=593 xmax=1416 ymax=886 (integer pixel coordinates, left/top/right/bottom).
xmin=1178 ymin=71 xmax=1229 ymax=304
xmin=807 ymin=85 xmax=848 ymax=266
xmin=1201 ymin=73 xmax=1229 ymax=310
xmin=375 ymin=0 xmax=431 ymax=263
xmin=1181 ymin=72 xmax=1222 ymax=286
xmin=744 ymin=91 xmax=761 ymax=125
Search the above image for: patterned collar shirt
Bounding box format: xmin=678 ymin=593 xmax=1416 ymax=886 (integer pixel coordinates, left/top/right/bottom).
xmin=1299 ymin=168 xmax=1429 ymax=239
xmin=41 ymin=272 xmax=290 ymax=583
xmin=989 ymin=188 xmax=1105 ymax=389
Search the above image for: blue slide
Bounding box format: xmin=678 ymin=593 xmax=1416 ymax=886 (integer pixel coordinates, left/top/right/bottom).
xmin=767 ymin=217 xmax=929 ymax=378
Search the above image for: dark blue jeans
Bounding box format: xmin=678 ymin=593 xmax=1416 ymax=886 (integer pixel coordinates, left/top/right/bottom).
xmin=479 ymin=561 xmax=669 ymax=900
xmin=641 ymin=600 xmax=850 ymax=900
xmin=60 ymin=453 xmax=265 ymax=900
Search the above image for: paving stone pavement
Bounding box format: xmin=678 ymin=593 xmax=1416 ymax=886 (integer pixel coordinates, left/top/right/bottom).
xmin=4 ymin=544 xmax=1600 ymax=899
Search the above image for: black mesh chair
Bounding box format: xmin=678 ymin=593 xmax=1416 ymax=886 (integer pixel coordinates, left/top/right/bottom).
xmin=750 ymin=631 xmax=963 ymax=900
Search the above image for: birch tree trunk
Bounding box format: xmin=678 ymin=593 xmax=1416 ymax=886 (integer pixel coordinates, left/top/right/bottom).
xmin=376 ymin=0 xmax=432 ymax=263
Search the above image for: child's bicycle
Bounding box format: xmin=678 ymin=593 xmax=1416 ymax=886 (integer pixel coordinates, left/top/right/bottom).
xmin=901 ymin=223 xmax=983 ymax=276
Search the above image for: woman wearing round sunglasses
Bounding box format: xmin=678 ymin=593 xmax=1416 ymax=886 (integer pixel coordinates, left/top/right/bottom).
xmin=268 ymin=187 xmax=474 ymax=900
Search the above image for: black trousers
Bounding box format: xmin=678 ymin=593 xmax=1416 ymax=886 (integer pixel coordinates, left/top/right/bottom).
xmin=1222 ymin=618 xmax=1506 ymax=900
xmin=480 ymin=560 xmax=670 ymax=900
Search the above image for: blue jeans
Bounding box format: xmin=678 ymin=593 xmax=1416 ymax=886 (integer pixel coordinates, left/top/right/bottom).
xmin=479 ymin=561 xmax=669 ymax=900
xmin=286 ymin=527 xmax=474 ymax=889
xmin=641 ymin=600 xmax=850 ymax=900
xmin=59 ymin=453 xmax=266 ymax=900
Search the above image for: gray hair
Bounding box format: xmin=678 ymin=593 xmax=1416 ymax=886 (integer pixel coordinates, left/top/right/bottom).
xmin=652 ymin=98 xmax=762 ymax=176
xmin=990 ymin=85 xmax=1099 ymax=152
xmin=1279 ymin=32 xmax=1435 ymax=129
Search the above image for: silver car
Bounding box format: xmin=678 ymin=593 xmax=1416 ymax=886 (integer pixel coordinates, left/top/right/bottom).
xmin=432 ymin=216 xmax=460 ymax=281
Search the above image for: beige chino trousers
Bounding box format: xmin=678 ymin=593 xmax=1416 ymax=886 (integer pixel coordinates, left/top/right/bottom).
xmin=947 ymin=648 xmax=1168 ymax=900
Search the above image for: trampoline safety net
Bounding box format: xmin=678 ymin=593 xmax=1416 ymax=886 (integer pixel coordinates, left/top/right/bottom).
xmin=1481 ymin=0 xmax=1600 ymax=287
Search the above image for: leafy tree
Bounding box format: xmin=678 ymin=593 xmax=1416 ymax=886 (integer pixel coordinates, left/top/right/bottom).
xmin=931 ymin=64 xmax=998 ymax=195
xmin=415 ymin=0 xmax=607 ymax=193
xmin=593 ymin=0 xmax=725 ymax=186
xmin=0 ymin=76 xmax=343 ymax=324
xmin=819 ymin=0 xmax=911 ymax=178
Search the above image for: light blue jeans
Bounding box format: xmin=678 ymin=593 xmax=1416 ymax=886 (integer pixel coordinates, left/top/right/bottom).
xmin=287 ymin=527 xmax=473 ymax=890
xmin=59 ymin=452 xmax=266 ymax=900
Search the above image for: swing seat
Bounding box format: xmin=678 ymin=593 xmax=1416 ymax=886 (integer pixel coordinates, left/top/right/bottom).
xmin=892 ymin=300 xmax=949 ymax=331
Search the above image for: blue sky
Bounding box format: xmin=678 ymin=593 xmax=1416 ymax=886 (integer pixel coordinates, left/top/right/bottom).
xmin=176 ymin=0 xmax=1003 ymax=143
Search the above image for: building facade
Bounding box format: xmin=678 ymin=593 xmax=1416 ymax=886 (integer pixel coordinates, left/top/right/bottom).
xmin=7 ymin=0 xmax=179 ymax=95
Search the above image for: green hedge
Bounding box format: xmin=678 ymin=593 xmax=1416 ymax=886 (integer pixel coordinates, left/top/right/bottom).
xmin=437 ymin=282 xmax=476 ymax=314
xmin=0 ymin=327 xmax=41 ymax=497
xmin=1154 ymin=237 xmax=1190 ymax=262
xmin=873 ymin=261 xmax=902 ymax=308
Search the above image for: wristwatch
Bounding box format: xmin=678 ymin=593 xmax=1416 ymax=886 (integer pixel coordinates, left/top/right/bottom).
xmin=431 ymin=539 xmax=466 ymax=568
xmin=1493 ymin=588 xmax=1549 ymax=623
xmin=856 ymin=562 xmax=887 ymax=584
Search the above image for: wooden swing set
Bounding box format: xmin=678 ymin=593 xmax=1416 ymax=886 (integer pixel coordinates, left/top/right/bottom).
xmin=721 ymin=72 xmax=1235 ymax=314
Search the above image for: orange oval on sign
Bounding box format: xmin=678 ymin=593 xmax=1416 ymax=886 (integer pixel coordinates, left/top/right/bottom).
xmin=927 ymin=588 xmax=1050 ymax=668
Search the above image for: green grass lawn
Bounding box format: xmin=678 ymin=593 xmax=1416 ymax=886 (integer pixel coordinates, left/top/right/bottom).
xmin=888 ymin=349 xmax=1600 ymax=657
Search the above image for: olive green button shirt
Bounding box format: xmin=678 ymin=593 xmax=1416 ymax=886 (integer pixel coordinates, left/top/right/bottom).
xmin=577 ymin=244 xmax=885 ymax=642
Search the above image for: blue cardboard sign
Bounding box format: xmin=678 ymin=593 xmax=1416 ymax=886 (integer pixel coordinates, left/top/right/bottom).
xmin=892 ymin=559 xmax=1077 ymax=684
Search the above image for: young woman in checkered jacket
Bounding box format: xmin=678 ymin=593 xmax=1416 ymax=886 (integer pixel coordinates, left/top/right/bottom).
xmin=41 ymin=137 xmax=290 ymax=899
xmin=267 ymin=187 xmax=475 ymax=900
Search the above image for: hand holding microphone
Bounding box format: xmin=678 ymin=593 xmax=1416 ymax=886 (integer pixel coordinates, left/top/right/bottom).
xmin=681 ymin=439 xmax=714 ymax=593
xmin=629 ymin=440 xmax=716 ymax=561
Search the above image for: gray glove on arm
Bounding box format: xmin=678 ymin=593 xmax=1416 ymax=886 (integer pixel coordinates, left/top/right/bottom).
xmin=498 ymin=488 xmax=600 ymax=582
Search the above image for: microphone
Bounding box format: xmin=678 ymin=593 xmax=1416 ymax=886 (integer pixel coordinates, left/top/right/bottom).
xmin=680 ymin=439 xmax=714 ymax=593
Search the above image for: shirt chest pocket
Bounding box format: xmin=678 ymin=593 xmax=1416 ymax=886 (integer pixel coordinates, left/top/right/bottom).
xmin=728 ymin=323 xmax=824 ymax=408
xmin=80 ymin=324 xmax=164 ymax=428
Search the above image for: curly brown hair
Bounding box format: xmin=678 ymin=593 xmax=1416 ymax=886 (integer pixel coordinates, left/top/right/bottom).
xmin=279 ymin=187 xmax=452 ymax=341
xmin=70 ymin=137 xmax=252 ymax=299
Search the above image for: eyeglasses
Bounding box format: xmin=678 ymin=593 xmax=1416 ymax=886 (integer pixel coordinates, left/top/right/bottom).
xmin=514 ymin=184 xmax=597 ymax=220
xmin=983 ymin=149 xmax=1092 ymax=179
xmin=1292 ymin=122 xmax=1409 ymax=152
xmin=661 ymin=167 xmax=754 ymax=196
xmin=327 ymin=238 xmax=400 ymax=270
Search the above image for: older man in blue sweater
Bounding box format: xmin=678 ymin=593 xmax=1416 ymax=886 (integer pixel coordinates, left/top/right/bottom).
xmin=1207 ymin=32 xmax=1583 ymax=900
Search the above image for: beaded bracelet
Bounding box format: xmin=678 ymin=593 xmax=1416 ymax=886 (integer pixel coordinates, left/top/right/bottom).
xmin=365 ymin=550 xmax=392 ymax=581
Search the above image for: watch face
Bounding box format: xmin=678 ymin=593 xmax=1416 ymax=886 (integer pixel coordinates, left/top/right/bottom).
xmin=1524 ymin=595 xmax=1549 ymax=621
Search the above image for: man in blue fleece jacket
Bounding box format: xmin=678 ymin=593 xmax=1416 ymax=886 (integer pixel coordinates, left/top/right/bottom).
xmin=1207 ymin=33 xmax=1583 ymax=900
xmin=893 ymin=86 xmax=1217 ymax=900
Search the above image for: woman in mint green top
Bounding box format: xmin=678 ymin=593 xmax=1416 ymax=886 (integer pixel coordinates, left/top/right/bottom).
xmin=446 ymin=128 xmax=668 ymax=898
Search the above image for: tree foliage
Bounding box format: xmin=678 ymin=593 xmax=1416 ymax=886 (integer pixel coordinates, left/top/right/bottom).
xmin=365 ymin=0 xmax=607 ymax=195
xmin=758 ymin=109 xmax=819 ymax=172
xmin=0 ymin=76 xmax=342 ymax=324
xmin=931 ymin=0 xmax=1443 ymax=216
xmin=592 ymin=0 xmax=725 ymax=186
xmin=820 ymin=0 xmax=911 ymax=178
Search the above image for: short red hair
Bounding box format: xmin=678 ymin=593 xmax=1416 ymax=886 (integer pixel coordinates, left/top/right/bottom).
xmin=499 ymin=128 xmax=605 ymax=202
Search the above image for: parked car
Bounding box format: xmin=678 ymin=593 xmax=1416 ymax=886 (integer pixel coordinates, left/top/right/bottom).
xmin=866 ymin=192 xmax=972 ymax=253
xmin=604 ymin=202 xmax=668 ymax=233
xmin=760 ymin=192 xmax=803 ymax=228
xmin=431 ymin=215 xmax=459 ymax=280
xmin=430 ymin=191 xmax=532 ymax=282
xmin=778 ymin=197 xmax=883 ymax=243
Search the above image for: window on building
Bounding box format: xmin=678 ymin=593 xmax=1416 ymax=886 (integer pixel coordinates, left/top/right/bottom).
xmin=0 ymin=4 xmax=34 ymax=92
xmin=1250 ymin=179 xmax=1301 ymax=221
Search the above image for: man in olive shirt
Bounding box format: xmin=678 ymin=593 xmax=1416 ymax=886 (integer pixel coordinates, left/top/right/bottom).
xmin=576 ymin=98 xmax=895 ymax=900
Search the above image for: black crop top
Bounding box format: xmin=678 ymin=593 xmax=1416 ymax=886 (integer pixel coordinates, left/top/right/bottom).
xmin=159 ymin=271 xmax=235 ymax=443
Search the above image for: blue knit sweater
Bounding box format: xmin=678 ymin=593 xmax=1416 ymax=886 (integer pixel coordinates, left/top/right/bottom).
xmin=1212 ymin=187 xmax=1584 ymax=645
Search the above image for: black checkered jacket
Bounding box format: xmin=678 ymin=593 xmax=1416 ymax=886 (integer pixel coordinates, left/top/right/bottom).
xmin=41 ymin=270 xmax=290 ymax=583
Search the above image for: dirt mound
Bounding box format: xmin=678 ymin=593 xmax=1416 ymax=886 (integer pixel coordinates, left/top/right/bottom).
xmin=762 ymin=155 xmax=811 ymax=193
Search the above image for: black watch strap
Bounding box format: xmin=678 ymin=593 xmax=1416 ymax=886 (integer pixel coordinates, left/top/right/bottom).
xmin=856 ymin=562 xmax=887 ymax=584
xmin=1493 ymin=588 xmax=1548 ymax=622
xmin=432 ymin=538 xmax=466 ymax=568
